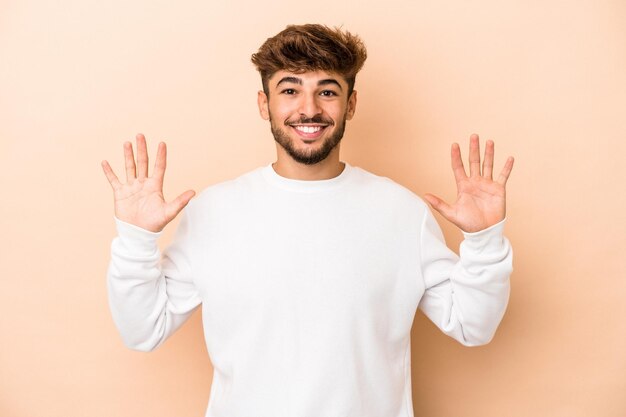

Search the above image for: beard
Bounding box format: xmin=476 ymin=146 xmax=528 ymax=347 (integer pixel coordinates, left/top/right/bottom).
xmin=269 ymin=113 xmax=347 ymax=165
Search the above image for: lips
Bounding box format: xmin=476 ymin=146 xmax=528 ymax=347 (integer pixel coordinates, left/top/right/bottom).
xmin=289 ymin=124 xmax=328 ymax=140
xmin=294 ymin=125 xmax=323 ymax=134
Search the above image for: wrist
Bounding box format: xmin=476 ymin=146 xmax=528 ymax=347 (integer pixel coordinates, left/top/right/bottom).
xmin=462 ymin=218 xmax=506 ymax=239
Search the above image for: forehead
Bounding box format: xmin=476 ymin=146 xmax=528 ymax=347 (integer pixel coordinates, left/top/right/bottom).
xmin=268 ymin=70 xmax=348 ymax=88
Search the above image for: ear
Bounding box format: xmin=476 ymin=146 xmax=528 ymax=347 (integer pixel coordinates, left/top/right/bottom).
xmin=345 ymin=90 xmax=357 ymax=120
xmin=257 ymin=90 xmax=269 ymax=120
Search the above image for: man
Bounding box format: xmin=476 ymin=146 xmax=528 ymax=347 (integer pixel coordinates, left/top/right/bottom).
xmin=102 ymin=24 xmax=514 ymax=417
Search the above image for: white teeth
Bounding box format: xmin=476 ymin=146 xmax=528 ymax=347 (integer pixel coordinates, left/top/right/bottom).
xmin=295 ymin=125 xmax=322 ymax=133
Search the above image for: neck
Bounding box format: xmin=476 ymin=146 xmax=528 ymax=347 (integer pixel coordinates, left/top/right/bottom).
xmin=272 ymin=146 xmax=344 ymax=180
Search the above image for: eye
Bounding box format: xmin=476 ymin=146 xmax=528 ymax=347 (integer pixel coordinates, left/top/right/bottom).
xmin=320 ymin=90 xmax=337 ymax=97
xmin=281 ymin=88 xmax=297 ymax=95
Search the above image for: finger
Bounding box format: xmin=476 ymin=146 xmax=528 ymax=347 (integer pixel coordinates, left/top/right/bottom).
xmin=423 ymin=193 xmax=456 ymax=222
xmin=123 ymin=141 xmax=136 ymax=182
xmin=482 ymin=140 xmax=494 ymax=180
xmin=153 ymin=142 xmax=167 ymax=183
xmin=165 ymin=190 xmax=196 ymax=222
xmin=101 ymin=160 xmax=122 ymax=190
xmin=451 ymin=142 xmax=467 ymax=183
xmin=136 ymin=133 xmax=149 ymax=179
xmin=469 ymin=133 xmax=480 ymax=177
xmin=497 ymin=156 xmax=515 ymax=186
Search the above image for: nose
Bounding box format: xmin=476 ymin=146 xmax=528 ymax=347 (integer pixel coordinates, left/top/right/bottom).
xmin=298 ymin=93 xmax=322 ymax=118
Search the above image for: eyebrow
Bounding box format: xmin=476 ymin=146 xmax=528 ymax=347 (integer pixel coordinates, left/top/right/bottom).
xmin=276 ymin=76 xmax=302 ymax=87
xmin=275 ymin=76 xmax=343 ymax=90
xmin=318 ymin=79 xmax=343 ymax=90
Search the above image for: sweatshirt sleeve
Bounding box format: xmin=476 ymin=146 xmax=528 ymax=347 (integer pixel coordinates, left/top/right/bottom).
xmin=106 ymin=209 xmax=202 ymax=352
xmin=417 ymin=208 xmax=512 ymax=346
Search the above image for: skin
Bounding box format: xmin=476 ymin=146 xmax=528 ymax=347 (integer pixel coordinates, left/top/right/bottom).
xmin=101 ymin=72 xmax=514 ymax=234
xmin=257 ymin=70 xmax=357 ymax=181
xmin=423 ymin=135 xmax=514 ymax=233
xmin=101 ymin=136 xmax=195 ymax=233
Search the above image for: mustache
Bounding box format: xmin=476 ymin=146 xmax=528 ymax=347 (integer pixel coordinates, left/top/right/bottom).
xmin=285 ymin=115 xmax=334 ymax=126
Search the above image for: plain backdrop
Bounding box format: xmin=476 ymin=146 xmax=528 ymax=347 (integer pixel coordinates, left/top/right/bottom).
xmin=1 ymin=1 xmax=624 ymax=416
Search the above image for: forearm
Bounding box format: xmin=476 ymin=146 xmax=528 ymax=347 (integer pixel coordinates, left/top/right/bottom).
xmin=419 ymin=214 xmax=512 ymax=346
xmin=451 ymin=221 xmax=512 ymax=344
xmin=107 ymin=218 xmax=197 ymax=351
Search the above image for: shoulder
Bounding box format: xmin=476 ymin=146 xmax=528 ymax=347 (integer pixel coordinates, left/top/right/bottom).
xmin=349 ymin=165 xmax=429 ymax=211
xmin=183 ymin=166 xmax=266 ymax=216
xmin=200 ymin=166 xmax=264 ymax=197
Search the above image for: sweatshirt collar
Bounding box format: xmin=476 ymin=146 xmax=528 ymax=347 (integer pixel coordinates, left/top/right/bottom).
xmin=261 ymin=162 xmax=353 ymax=193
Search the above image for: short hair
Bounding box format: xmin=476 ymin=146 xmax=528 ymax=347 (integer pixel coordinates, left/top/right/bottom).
xmin=251 ymin=24 xmax=367 ymax=96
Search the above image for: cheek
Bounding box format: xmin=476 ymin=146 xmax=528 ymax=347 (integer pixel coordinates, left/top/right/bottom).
xmin=269 ymin=103 xmax=293 ymax=121
xmin=329 ymin=104 xmax=349 ymax=120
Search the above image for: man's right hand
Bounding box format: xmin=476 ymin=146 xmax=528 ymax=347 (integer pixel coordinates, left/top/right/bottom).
xmin=101 ymin=133 xmax=196 ymax=233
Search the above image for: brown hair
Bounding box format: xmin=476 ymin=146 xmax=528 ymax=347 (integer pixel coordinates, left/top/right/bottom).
xmin=251 ymin=24 xmax=367 ymax=96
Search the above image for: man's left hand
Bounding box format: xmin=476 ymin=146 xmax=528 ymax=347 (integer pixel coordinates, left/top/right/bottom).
xmin=424 ymin=134 xmax=514 ymax=233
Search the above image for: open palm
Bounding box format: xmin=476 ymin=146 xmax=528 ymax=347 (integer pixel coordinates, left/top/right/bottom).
xmin=101 ymin=134 xmax=195 ymax=233
xmin=424 ymin=134 xmax=514 ymax=233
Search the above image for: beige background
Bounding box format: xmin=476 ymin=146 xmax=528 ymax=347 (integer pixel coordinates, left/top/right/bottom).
xmin=1 ymin=0 xmax=624 ymax=416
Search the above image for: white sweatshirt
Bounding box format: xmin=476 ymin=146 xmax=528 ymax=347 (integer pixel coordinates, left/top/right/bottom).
xmin=107 ymin=163 xmax=512 ymax=417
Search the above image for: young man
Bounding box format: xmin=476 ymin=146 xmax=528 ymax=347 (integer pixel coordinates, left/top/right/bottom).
xmin=102 ymin=24 xmax=514 ymax=417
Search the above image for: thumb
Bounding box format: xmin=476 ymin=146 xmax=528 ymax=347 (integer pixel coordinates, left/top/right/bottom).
xmin=423 ymin=193 xmax=455 ymax=221
xmin=165 ymin=189 xmax=196 ymax=222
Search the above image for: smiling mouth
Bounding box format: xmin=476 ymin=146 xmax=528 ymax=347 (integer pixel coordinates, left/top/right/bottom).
xmin=294 ymin=125 xmax=324 ymax=133
xmin=289 ymin=124 xmax=328 ymax=140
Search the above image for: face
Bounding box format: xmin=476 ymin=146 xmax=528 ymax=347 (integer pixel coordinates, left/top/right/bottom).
xmin=258 ymin=70 xmax=357 ymax=165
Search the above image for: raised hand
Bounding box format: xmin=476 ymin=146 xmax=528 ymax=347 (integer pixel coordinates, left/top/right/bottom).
xmin=101 ymin=133 xmax=196 ymax=233
xmin=423 ymin=134 xmax=514 ymax=233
